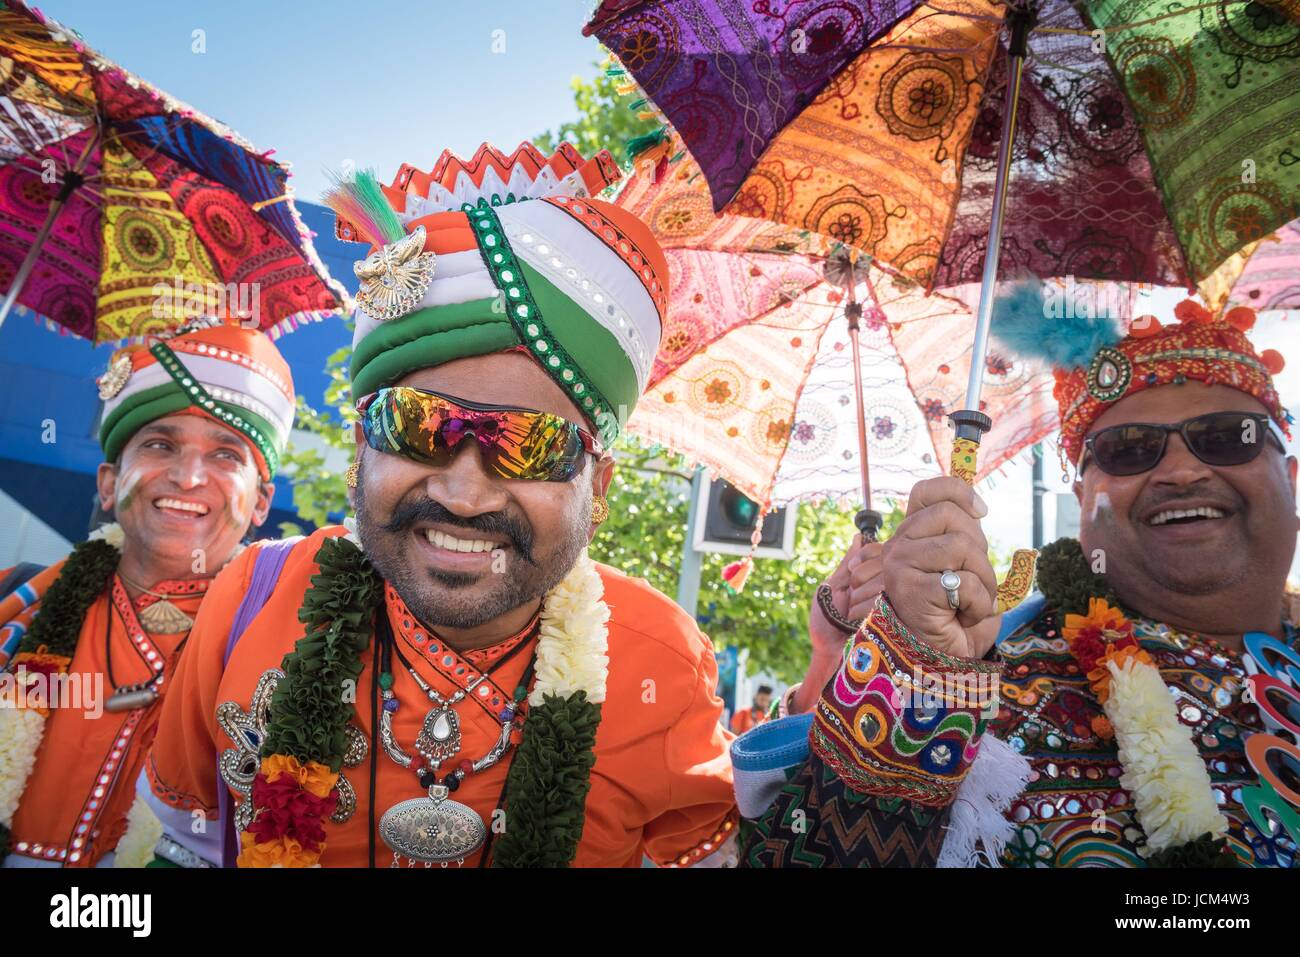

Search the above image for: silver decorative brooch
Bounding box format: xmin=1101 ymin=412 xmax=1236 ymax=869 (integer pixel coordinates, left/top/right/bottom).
xmin=217 ymin=668 xmax=368 ymax=834
xmin=97 ymin=353 xmax=133 ymax=401
xmin=354 ymin=224 xmax=437 ymax=322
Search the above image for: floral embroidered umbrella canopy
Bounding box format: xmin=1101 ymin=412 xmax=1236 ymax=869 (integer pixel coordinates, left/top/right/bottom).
xmin=587 ymin=0 xmax=1299 ymax=292
xmin=593 ymin=0 xmax=1296 ymax=608
xmin=0 ymin=0 xmax=346 ymax=342
xmin=618 ymin=154 xmax=1055 ymax=511
xmin=1201 ymin=218 xmax=1300 ymax=316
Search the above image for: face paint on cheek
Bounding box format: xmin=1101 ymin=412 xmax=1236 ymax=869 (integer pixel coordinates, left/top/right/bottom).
xmin=114 ymin=467 xmax=146 ymax=517
xmin=1089 ymin=490 xmax=1112 ymax=524
xmin=221 ymin=478 xmax=255 ymax=532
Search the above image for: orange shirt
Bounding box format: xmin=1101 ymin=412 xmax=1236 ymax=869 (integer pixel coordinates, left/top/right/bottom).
xmin=730 ymin=707 xmax=766 ymax=735
xmin=148 ymin=527 xmax=738 ymax=867
xmin=8 ymin=577 xmax=204 ymax=867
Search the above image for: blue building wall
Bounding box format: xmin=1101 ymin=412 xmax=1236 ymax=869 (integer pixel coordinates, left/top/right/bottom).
xmin=0 ymin=201 xmax=357 ymax=542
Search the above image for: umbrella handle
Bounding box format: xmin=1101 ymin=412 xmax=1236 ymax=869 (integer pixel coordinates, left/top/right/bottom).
xmin=854 ymin=508 xmax=883 ymax=543
xmin=947 ymin=410 xmax=1037 ymax=613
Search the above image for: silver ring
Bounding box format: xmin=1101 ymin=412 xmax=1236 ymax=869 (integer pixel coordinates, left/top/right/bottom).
xmin=940 ymin=570 xmax=962 ymax=610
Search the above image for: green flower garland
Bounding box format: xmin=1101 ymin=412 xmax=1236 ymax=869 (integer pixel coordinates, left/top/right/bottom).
xmin=1034 ymin=537 xmax=1236 ymax=868
xmin=265 ymin=536 xmax=382 ymax=770
xmin=255 ymin=535 xmax=602 ymax=866
xmin=1033 ymin=537 xmax=1118 ymax=618
xmin=492 ymin=690 xmax=601 ymax=867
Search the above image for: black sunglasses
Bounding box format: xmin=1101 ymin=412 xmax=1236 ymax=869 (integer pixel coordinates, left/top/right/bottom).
xmin=1082 ymin=411 xmax=1286 ymax=477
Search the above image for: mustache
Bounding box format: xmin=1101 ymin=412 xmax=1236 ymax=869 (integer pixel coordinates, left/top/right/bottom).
xmin=381 ymin=496 xmax=536 ymax=564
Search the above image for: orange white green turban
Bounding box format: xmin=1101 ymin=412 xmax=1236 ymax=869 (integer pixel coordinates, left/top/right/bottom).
xmin=990 ymin=284 xmax=1290 ymax=465
xmin=96 ymin=320 xmax=295 ymax=479
xmin=325 ymin=142 xmax=667 ymax=445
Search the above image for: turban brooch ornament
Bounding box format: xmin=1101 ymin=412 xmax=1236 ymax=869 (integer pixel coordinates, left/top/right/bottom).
xmin=324 ymin=169 xmax=435 ymax=322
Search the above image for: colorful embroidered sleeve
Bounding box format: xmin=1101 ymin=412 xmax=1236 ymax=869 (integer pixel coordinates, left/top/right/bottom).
xmin=740 ymin=595 xmax=1003 ymax=866
xmin=642 ymin=642 xmax=740 ymax=867
xmin=813 ymin=596 xmax=1002 ymax=805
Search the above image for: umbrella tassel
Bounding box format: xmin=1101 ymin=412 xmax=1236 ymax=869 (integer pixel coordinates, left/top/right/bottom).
xmin=625 ymin=126 xmax=668 ymax=164
xmin=721 ymin=557 xmax=752 ymax=595
xmin=721 ymin=507 xmax=769 ymax=595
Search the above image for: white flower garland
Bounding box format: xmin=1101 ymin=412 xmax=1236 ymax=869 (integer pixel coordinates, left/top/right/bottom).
xmin=1104 ymin=654 xmax=1228 ymax=853
xmin=113 ymin=795 xmax=163 ymax=868
xmin=530 ymin=548 xmax=609 ymax=705
xmin=0 ymin=708 xmax=46 ymax=830
xmin=87 ymin=522 xmax=125 ymax=548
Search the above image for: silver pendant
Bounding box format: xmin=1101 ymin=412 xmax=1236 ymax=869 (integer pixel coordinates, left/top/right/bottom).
xmin=379 ymin=784 xmax=486 ymax=865
xmin=415 ymin=703 xmax=461 ymax=765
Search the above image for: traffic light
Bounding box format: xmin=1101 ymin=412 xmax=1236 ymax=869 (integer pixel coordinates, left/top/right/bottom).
xmin=691 ymin=477 xmax=797 ymax=560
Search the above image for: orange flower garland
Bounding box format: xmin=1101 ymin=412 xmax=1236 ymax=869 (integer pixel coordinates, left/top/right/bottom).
xmin=237 ymin=755 xmax=339 ymax=868
xmin=1062 ymin=597 xmax=1145 ymax=703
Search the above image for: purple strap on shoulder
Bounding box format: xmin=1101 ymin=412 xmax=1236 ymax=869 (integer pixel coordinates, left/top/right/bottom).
xmin=222 ymin=538 xmax=299 ymax=669
xmin=217 ymin=537 xmax=301 ymax=867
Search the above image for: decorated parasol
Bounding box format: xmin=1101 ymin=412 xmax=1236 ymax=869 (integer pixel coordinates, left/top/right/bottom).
xmin=0 ymin=0 xmax=347 ymax=342
xmin=590 ymin=0 xmax=1299 ymax=608
xmin=616 ymin=151 xmax=1057 ymax=588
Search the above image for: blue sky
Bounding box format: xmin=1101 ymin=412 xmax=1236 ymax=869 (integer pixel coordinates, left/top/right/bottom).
xmin=36 ymin=0 xmax=608 ymax=201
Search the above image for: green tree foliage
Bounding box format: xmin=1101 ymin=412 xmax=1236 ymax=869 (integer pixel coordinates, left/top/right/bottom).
xmin=593 ymin=439 xmax=903 ymax=683
xmin=533 ymin=63 xmax=659 ymax=163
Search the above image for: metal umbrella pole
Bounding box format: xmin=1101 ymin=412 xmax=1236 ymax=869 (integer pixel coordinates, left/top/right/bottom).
xmin=944 ymin=4 xmax=1042 ymax=614
xmin=845 ymin=287 xmax=884 ymax=541
xmin=947 ymin=4 xmax=1036 ymax=483
xmin=825 ymin=245 xmax=884 ymax=541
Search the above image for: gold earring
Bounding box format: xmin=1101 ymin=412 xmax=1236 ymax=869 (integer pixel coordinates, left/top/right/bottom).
xmin=591 ymin=496 xmax=609 ymax=524
xmin=345 ymin=461 xmax=359 ymax=489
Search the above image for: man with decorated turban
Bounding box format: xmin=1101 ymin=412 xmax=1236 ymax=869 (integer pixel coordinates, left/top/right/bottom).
xmin=0 ymin=319 xmax=294 ymax=868
xmin=734 ymin=287 xmax=1300 ymax=869
xmin=142 ymin=142 xmax=847 ymax=868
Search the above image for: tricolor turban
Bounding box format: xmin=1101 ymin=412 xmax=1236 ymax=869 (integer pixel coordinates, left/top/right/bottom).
xmin=991 ymin=284 xmax=1290 ymax=465
xmin=97 ymin=320 xmax=295 ymax=479
xmin=326 ymin=142 xmax=667 ymax=445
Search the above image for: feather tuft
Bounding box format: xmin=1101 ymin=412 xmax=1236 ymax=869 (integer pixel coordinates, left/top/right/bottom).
xmin=322 ymin=169 xmax=407 ymax=247
xmin=990 ymin=281 xmax=1123 ymax=371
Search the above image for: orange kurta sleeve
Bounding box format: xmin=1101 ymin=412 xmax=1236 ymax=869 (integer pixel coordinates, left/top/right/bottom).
xmin=146 ymin=544 xmax=258 ymax=818
xmin=640 ymin=628 xmax=739 ymax=867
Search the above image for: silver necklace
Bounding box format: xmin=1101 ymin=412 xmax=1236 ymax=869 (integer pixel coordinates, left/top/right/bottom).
xmin=377 ymin=648 xmax=527 ymax=868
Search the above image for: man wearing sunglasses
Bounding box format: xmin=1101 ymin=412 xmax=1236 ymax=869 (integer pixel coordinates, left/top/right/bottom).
xmin=142 ymin=143 xmax=851 ymax=868
xmin=738 ymin=291 xmax=1300 ymax=869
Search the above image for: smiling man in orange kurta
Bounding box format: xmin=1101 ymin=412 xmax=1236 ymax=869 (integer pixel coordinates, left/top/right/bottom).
xmin=0 ymin=321 xmax=293 ymax=868
xmin=146 ymin=525 xmax=738 ymax=867
xmin=142 ymin=143 xmax=843 ymax=868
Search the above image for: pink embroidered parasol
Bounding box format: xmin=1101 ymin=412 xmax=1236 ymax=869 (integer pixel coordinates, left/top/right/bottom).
xmin=617 ymin=154 xmax=1055 ymax=520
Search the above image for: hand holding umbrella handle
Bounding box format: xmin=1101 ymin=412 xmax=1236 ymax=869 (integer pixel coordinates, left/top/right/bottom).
xmin=948 ymin=410 xmax=1037 ymax=612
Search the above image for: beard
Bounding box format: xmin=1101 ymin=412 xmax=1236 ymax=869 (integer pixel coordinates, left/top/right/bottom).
xmin=353 ymin=462 xmax=591 ymax=631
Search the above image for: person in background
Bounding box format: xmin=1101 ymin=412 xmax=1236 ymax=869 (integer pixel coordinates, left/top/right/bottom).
xmin=0 ymin=319 xmax=293 ymax=868
xmin=731 ymin=685 xmax=773 ymax=735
